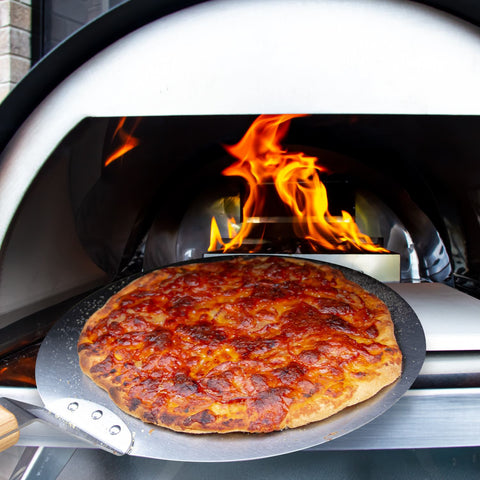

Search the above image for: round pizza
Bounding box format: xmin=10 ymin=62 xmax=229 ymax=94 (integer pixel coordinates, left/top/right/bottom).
xmin=77 ymin=256 xmax=402 ymax=434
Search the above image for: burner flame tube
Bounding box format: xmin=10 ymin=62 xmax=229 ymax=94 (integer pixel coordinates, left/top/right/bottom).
xmin=209 ymin=114 xmax=388 ymax=254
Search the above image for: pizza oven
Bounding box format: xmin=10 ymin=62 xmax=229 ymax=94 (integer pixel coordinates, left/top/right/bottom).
xmin=1 ymin=0 xmax=480 ymax=477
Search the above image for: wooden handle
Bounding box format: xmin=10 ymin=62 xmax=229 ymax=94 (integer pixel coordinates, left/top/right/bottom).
xmin=0 ymin=404 xmax=20 ymax=452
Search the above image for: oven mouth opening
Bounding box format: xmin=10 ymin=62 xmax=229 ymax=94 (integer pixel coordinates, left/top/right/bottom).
xmin=6 ymin=112 xmax=480 ymax=362
xmin=63 ymin=114 xmax=455 ymax=286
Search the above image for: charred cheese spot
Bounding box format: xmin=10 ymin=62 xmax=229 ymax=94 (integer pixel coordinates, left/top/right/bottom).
xmin=250 ymin=373 xmax=269 ymax=391
xmin=313 ymin=297 xmax=356 ymax=315
xmin=297 ymin=349 xmax=320 ymax=365
xmin=231 ymin=337 xmax=280 ymax=358
xmin=365 ymin=324 xmax=379 ymax=338
xmin=128 ymin=397 xmax=141 ymax=411
xmin=184 ymin=409 xmax=216 ymax=427
xmin=247 ymin=388 xmax=290 ymax=432
xmin=204 ymin=374 xmax=232 ymax=394
xmin=90 ymin=356 xmax=115 ymax=376
xmin=273 ymin=362 xmax=306 ymax=386
xmin=171 ymin=372 xmax=199 ymax=395
xmin=281 ymin=302 xmax=327 ymax=331
xmin=77 ymin=342 xmax=92 ymax=352
xmin=177 ymin=322 xmax=226 ymax=344
xmin=108 ymin=386 xmax=121 ymax=403
xmin=158 ymin=412 xmax=178 ymax=426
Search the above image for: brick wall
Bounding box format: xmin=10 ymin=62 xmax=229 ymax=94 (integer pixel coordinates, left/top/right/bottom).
xmin=0 ymin=0 xmax=31 ymax=102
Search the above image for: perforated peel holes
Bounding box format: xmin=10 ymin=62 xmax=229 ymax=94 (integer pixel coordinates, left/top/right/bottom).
xmin=91 ymin=409 xmax=103 ymax=420
xmin=48 ymin=397 xmax=133 ymax=455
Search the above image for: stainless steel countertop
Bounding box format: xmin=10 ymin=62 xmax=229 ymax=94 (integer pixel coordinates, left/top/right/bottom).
xmin=3 ymin=386 xmax=479 ymax=452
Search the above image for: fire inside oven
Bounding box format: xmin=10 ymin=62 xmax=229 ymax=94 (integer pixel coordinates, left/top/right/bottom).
xmin=0 ymin=113 xmax=475 ymax=386
xmin=67 ymin=114 xmax=453 ymax=277
xmin=76 ymin=114 xmax=407 ymax=280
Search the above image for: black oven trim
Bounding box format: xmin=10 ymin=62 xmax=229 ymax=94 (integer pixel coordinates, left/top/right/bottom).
xmin=1 ymin=0 xmax=480 ymax=154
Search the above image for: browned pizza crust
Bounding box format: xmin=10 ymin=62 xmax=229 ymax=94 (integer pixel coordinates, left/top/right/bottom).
xmin=78 ymin=256 xmax=402 ymax=433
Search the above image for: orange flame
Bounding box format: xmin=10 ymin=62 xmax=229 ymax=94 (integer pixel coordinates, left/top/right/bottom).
xmin=227 ymin=217 xmax=238 ymax=238
xmin=0 ymin=347 xmax=37 ymax=387
xmin=208 ymin=114 xmax=387 ymax=253
xmin=208 ymin=217 xmax=223 ymax=251
xmin=104 ymin=117 xmax=140 ymax=166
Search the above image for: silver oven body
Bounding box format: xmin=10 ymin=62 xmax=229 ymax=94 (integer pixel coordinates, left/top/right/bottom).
xmin=0 ymin=0 xmax=479 ymax=478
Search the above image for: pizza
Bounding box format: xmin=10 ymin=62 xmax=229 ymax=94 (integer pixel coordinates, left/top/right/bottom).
xmin=77 ymin=256 xmax=402 ymax=434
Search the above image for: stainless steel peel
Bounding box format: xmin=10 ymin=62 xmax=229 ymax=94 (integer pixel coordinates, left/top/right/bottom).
xmin=0 ymin=396 xmax=133 ymax=455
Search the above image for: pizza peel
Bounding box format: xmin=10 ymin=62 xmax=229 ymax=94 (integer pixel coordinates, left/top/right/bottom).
xmin=5 ymin=256 xmax=426 ymax=462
